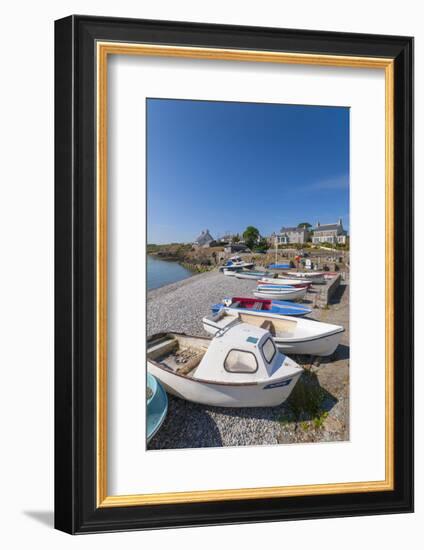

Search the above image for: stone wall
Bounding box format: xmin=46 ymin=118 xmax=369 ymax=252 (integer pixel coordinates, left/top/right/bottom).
xmin=313 ymin=273 xmax=341 ymax=308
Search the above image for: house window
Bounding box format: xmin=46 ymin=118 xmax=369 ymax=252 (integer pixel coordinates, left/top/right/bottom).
xmin=224 ymin=349 xmax=258 ymax=373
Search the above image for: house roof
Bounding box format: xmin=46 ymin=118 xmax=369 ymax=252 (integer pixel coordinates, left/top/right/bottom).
xmin=280 ymin=226 xmax=306 ymax=233
xmin=195 ymin=229 xmax=214 ymax=245
xmin=313 ymin=224 xmax=340 ymax=232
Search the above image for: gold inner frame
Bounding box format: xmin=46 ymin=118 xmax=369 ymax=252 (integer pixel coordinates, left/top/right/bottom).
xmin=96 ymin=42 xmax=395 ymax=508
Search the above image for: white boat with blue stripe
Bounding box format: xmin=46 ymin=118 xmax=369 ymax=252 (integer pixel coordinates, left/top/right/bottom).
xmin=147 ymin=323 xmax=302 ymax=407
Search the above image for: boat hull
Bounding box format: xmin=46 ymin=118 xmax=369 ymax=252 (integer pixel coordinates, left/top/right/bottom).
xmin=282 ymin=272 xmax=325 ymax=284
xmin=273 ymin=331 xmax=343 ymax=356
xmin=146 ymin=373 xmax=168 ymax=442
xmin=223 ymin=268 xmax=240 ymax=276
xmin=147 ymin=361 xmax=302 ymax=407
xmin=203 ymin=317 xmax=344 ymax=356
xmin=235 ymin=271 xmax=267 ymax=280
xmin=258 ymin=277 xmax=311 ymax=288
xmin=254 ymin=287 xmax=307 ymax=301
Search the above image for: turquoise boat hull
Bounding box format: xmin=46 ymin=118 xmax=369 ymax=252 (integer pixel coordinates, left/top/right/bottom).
xmin=147 ymin=373 xmax=168 ymax=443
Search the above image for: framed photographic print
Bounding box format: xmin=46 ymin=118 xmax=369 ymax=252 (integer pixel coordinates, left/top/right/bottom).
xmin=54 ymin=15 xmax=414 ymax=533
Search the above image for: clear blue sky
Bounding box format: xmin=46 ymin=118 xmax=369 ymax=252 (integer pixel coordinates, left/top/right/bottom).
xmin=147 ymin=98 xmax=349 ymax=244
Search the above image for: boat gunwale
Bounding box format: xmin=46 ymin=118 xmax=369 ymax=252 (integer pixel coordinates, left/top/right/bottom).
xmin=202 ymin=319 xmax=345 ymax=344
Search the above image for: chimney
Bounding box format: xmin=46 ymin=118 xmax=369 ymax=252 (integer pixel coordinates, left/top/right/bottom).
xmin=338 ymin=218 xmax=342 ymax=226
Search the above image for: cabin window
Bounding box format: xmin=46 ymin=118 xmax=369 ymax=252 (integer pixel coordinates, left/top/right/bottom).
xmin=262 ymin=338 xmax=276 ymax=363
xmin=224 ymin=349 xmax=258 ymax=373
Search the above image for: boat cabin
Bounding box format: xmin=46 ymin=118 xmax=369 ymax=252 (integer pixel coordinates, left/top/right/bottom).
xmin=196 ymin=324 xmax=281 ymax=382
xmin=147 ymin=323 xmax=287 ymax=384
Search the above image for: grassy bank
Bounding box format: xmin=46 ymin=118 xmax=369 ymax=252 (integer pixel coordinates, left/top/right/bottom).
xmin=147 ymin=242 xmax=223 ymax=268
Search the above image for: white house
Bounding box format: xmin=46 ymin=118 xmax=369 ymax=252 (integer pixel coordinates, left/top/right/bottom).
xmin=273 ymin=226 xmax=308 ymax=245
xmin=194 ymin=229 xmax=214 ymax=248
xmin=312 ymin=218 xmax=347 ymax=245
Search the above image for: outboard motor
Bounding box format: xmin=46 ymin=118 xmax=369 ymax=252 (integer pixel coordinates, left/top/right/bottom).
xmin=223 ymin=298 xmax=233 ymax=307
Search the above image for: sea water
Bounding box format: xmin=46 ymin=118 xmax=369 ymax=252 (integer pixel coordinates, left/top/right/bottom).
xmin=147 ymin=255 xmax=193 ymax=290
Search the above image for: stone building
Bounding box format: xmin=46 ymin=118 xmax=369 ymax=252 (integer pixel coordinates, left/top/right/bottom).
xmin=193 ymin=229 xmax=214 ymax=248
xmin=312 ymin=218 xmax=347 ymax=244
xmin=273 ymin=226 xmax=308 ymax=245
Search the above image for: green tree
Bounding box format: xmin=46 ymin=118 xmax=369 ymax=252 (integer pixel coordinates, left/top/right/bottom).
xmin=242 ymin=226 xmax=260 ymax=250
xmin=254 ymin=238 xmax=269 ymax=253
xmin=298 ymin=222 xmax=313 ymax=242
xmin=233 ymin=233 xmax=240 ymax=243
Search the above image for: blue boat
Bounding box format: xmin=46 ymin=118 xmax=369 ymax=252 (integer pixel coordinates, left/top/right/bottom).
xmin=267 ymin=263 xmax=291 ymax=269
xmin=211 ymin=296 xmax=312 ymax=317
xmin=147 ymin=373 xmax=168 ymax=443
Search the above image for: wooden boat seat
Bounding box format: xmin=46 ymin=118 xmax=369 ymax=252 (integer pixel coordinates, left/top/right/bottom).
xmin=253 ymin=302 xmax=263 ymax=310
xmin=147 ymin=337 xmax=178 ymax=360
xmin=177 ymin=353 xmax=204 ymax=375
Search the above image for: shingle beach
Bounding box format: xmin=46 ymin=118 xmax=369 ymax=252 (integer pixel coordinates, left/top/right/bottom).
xmin=147 ymin=270 xmax=349 ymax=450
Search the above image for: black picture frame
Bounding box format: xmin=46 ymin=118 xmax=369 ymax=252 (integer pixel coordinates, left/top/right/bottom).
xmin=55 ymin=15 xmax=414 ymax=534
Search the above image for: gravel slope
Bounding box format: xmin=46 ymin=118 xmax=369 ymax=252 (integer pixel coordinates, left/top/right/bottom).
xmin=147 ymin=270 xmax=349 ymax=449
xmin=147 ymin=271 xmax=259 ymax=338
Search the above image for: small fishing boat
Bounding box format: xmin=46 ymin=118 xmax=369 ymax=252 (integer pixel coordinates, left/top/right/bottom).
xmin=146 ymin=373 xmax=168 ymax=443
xmin=258 ymin=276 xmax=312 ymax=288
xmin=267 ymin=263 xmax=291 ymax=269
xmin=235 ymin=270 xmax=269 ymax=280
xmin=203 ymin=311 xmax=344 ymax=356
xmin=211 ymin=297 xmax=312 ymax=317
xmin=254 ymin=285 xmax=307 ymax=301
xmin=147 ymin=323 xmax=303 ymax=407
xmin=219 ymin=255 xmax=255 ymax=271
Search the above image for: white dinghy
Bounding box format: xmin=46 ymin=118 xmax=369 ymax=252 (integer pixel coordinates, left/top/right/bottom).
xmin=282 ymin=271 xmax=326 ymax=284
xmin=258 ymin=276 xmax=312 ymax=287
xmin=254 ymin=285 xmax=307 ymax=301
xmin=223 ymin=268 xmax=241 ymax=276
xmin=203 ymin=310 xmax=344 ymax=356
xmin=147 ymin=323 xmax=303 ymax=407
xmin=235 ymin=270 xmax=269 ymax=280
